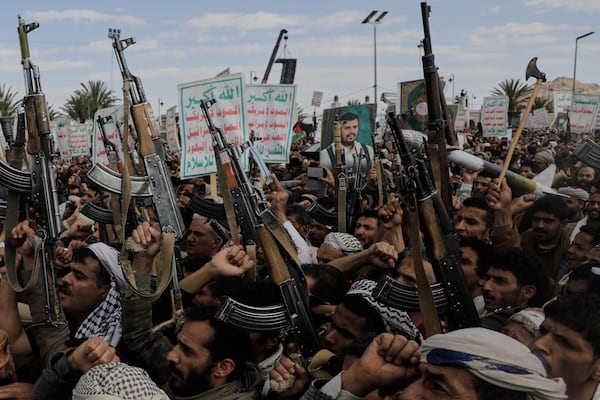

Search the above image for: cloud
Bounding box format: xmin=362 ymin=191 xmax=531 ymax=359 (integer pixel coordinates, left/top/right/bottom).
xmin=24 ymin=9 xmax=146 ymax=26
xmin=42 ymin=60 xmax=93 ymax=71
xmin=188 ymin=12 xmax=303 ymax=31
xmin=524 ymin=0 xmax=600 ymax=12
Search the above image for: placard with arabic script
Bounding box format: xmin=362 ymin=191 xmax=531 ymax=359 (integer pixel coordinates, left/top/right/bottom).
xmin=245 ymin=84 xmax=296 ymax=163
xmin=481 ymin=96 xmax=508 ymax=137
xmin=178 ymin=74 xmax=245 ymax=178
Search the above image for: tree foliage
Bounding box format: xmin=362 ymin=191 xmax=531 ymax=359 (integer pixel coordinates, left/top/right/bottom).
xmin=490 ymin=79 xmax=532 ymax=112
xmin=533 ymin=97 xmax=553 ymax=113
xmin=62 ymin=80 xmax=117 ymax=123
xmin=0 ymin=84 xmax=20 ymax=116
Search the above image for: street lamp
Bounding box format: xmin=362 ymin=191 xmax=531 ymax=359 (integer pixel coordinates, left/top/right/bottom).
xmin=362 ymin=10 xmax=387 ymax=114
xmin=573 ymin=31 xmax=594 ymax=98
xmin=447 ymin=74 xmax=455 ymax=100
xmin=568 ymin=31 xmax=594 ymax=142
xmin=157 ymin=97 xmax=164 ymax=129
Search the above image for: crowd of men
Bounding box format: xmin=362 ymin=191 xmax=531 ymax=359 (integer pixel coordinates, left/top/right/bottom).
xmin=0 ymin=120 xmax=599 ymax=400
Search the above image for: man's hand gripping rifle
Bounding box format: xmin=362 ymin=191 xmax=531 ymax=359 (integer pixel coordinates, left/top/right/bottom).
xmin=0 ymin=17 xmax=65 ymax=326
xmin=383 ymin=111 xmax=479 ymax=331
xmin=200 ymin=99 xmax=322 ymax=363
xmin=86 ymin=30 xmax=184 ymax=331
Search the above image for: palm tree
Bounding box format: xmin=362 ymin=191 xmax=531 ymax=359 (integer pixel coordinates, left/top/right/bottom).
xmin=48 ymin=105 xmax=64 ymax=121
xmin=533 ymin=97 xmax=553 ymax=113
xmin=0 ymin=84 xmax=20 ymax=116
xmin=490 ymin=79 xmax=532 ymax=112
xmin=62 ymin=80 xmax=117 ymax=123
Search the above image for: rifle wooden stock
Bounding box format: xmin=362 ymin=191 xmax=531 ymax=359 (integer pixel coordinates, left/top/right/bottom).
xmin=388 ymin=111 xmax=479 ymax=331
xmin=334 ymin=121 xmax=347 ymax=233
xmin=420 ymin=2 xmax=453 ymax=214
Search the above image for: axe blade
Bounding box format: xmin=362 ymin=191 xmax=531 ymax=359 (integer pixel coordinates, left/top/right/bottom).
xmin=525 ymin=57 xmax=547 ymax=82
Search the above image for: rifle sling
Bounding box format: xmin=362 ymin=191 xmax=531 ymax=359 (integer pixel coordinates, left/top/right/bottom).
xmin=5 ymin=234 xmax=43 ymax=293
xmin=407 ymin=192 xmax=441 ymax=336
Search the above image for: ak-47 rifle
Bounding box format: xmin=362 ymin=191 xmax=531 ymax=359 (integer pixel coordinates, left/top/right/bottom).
xmin=386 ymin=111 xmax=479 ymax=331
xmin=200 ymin=98 xmax=322 ymax=362
xmin=0 ymin=17 xmax=65 ymax=326
xmin=86 ymin=29 xmax=184 ymax=331
xmin=420 ymin=2 xmax=453 ymax=214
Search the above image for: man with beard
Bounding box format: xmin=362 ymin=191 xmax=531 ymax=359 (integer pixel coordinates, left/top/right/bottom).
xmin=576 ymin=165 xmax=597 ymax=192
xmin=30 ymin=224 xmax=262 ymax=400
xmin=478 ymin=248 xmax=550 ymax=330
xmin=319 ymin=112 xmax=374 ymax=182
xmin=571 ymin=192 xmax=600 ymax=242
xmin=119 ymin=222 xmax=262 ymax=399
xmin=470 ymin=170 xmax=493 ymax=198
xmin=520 ymin=195 xmax=570 ymax=281
xmin=352 ymin=209 xmax=380 ymax=248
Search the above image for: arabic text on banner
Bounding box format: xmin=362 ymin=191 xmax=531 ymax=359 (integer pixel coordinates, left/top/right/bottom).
xmin=178 ymin=74 xmax=245 ymax=179
xmin=245 ymin=84 xmax=296 ymax=163
xmin=570 ymin=94 xmax=600 ymax=133
xmin=481 ymin=96 xmax=509 ymax=137
xmin=69 ymin=122 xmax=92 ymax=157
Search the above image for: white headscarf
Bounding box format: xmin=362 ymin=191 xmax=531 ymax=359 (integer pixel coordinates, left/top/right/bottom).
xmin=421 ymin=327 xmax=566 ymax=400
xmin=74 ymin=243 xmax=124 ymax=346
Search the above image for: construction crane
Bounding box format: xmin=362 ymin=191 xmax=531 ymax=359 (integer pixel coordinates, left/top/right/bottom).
xmin=261 ymin=29 xmax=296 ymax=84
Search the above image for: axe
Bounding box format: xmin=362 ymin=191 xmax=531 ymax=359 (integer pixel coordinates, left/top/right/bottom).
xmin=497 ymin=57 xmax=546 ymax=186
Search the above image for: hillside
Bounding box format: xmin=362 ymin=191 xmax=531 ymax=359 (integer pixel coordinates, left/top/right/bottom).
xmin=539 ymin=77 xmax=600 ymax=100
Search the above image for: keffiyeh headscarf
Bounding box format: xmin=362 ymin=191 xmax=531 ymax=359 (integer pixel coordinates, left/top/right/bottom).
xmin=323 ymin=232 xmax=363 ymax=255
xmin=73 ymin=362 xmax=169 ymax=400
xmin=74 ymin=243 xmax=123 ymax=347
xmin=346 ymin=279 xmax=422 ymax=343
xmin=421 ymin=327 xmax=567 ymax=400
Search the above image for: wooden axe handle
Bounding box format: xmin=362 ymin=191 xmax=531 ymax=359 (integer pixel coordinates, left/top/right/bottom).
xmin=498 ymin=77 xmax=544 ymax=186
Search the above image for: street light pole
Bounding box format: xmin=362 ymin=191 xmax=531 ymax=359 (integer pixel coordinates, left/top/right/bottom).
xmin=157 ymin=97 xmax=164 ymax=129
xmin=362 ymin=10 xmax=387 ymax=115
xmin=569 ymin=31 xmax=594 ymax=142
xmin=573 ymin=31 xmax=594 ymax=98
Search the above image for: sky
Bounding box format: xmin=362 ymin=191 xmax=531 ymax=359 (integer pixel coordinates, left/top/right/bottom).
xmin=0 ymin=0 xmax=599 ymax=122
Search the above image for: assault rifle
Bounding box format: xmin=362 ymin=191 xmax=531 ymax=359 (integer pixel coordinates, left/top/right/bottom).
xmin=0 ymin=17 xmax=65 ymax=326
xmin=201 ymin=98 xmax=322 ymax=361
xmin=420 ymin=2 xmax=453 ymax=213
xmin=386 ymin=111 xmax=479 ymax=331
xmin=86 ymin=29 xmax=184 ymax=330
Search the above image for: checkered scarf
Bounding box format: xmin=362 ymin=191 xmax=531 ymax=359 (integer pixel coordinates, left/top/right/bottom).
xmin=74 ymin=280 xmax=122 ymax=347
xmin=72 ymin=362 xmax=169 ymax=399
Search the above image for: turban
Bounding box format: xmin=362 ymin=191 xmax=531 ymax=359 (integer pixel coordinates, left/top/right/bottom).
xmin=508 ymin=309 xmax=545 ymax=338
xmin=87 ymin=243 xmax=125 ymax=287
xmin=323 ymin=232 xmax=363 ymax=255
xmin=346 ymin=279 xmax=421 ymax=343
xmin=421 ymin=327 xmax=566 ymax=400
xmin=73 ymin=362 xmax=169 ymax=399
xmin=534 ymin=149 xmax=555 ymax=165
xmin=557 ymin=186 xmax=589 ymax=202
